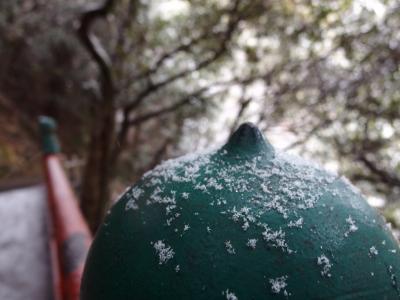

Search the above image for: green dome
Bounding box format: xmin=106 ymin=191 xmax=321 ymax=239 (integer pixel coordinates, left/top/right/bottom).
xmin=81 ymin=123 xmax=400 ymax=299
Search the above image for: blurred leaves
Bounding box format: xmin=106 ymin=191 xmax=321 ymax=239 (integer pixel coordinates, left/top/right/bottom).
xmin=1 ymin=0 xmax=400 ymax=214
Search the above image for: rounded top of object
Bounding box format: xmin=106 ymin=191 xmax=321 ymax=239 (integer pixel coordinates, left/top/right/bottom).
xmin=222 ymin=122 xmax=275 ymax=159
xmin=81 ymin=123 xmax=400 ymax=300
xmin=38 ymin=115 xmax=60 ymax=154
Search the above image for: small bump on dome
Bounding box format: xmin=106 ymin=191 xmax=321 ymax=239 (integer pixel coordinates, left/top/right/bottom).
xmin=222 ymin=122 xmax=274 ymax=158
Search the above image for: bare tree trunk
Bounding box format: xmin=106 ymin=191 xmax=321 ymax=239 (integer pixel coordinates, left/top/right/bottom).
xmin=80 ymin=97 xmax=115 ymax=232
xmin=77 ymin=0 xmax=116 ymax=233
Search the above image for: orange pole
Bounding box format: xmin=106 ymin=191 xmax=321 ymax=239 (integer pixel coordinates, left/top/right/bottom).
xmin=40 ymin=116 xmax=92 ymax=300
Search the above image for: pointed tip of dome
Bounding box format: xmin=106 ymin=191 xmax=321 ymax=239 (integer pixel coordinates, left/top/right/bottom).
xmin=222 ymin=122 xmax=274 ymax=158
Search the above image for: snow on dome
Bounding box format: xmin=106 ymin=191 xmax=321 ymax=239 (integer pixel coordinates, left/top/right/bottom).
xmin=225 ymin=240 xmax=236 ymax=255
xmin=269 ymin=275 xmax=289 ymax=296
xmin=152 ymin=240 xmax=175 ymax=265
xmin=83 ymin=122 xmax=399 ymax=299
xmin=317 ymin=254 xmax=332 ymax=277
xmin=223 ymin=289 xmax=238 ymax=300
xmin=125 ymin=186 xmax=144 ymax=210
xmin=246 ymin=238 xmax=258 ymax=249
xmin=122 ymin=133 xmax=365 ymax=268
xmin=344 ymin=216 xmax=358 ymax=237
xmin=369 ymin=246 xmax=379 ymax=256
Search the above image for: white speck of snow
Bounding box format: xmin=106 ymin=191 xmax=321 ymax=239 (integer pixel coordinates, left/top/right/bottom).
xmin=344 ymin=216 xmax=358 ymax=237
xmin=125 ymin=187 xmax=144 ymax=210
xmin=153 ymin=240 xmax=174 ymax=264
xmin=166 ymin=217 xmax=174 ymax=226
xmin=371 ymin=272 xmax=374 ymax=276
xmin=223 ymin=289 xmax=238 ymax=300
xmin=206 ymin=226 xmax=212 ymax=233
xmin=205 ymin=177 xmax=223 ymax=190
xmin=166 ymin=204 xmax=176 ymax=215
xmin=369 ymin=246 xmax=378 ymax=256
xmin=182 ymin=192 xmax=189 ymax=199
xmin=231 ymin=206 xmax=255 ymax=232
xmin=142 ymin=151 xmax=212 ymax=214
xmin=175 ymin=265 xmax=180 ymax=272
xmin=242 ymin=221 xmax=250 ymax=231
xmin=225 ymin=240 xmax=236 ymax=254
xmin=288 ymin=217 xmax=303 ymax=228
xmin=125 ymin=200 xmax=139 ymax=210
xmin=269 ymin=275 xmax=289 ymax=295
xmin=143 ymin=151 xmax=212 ymax=183
xmin=262 ymin=194 xmax=289 ymax=218
xmin=183 ymin=224 xmax=190 ymax=232
xmin=261 ymin=183 xmax=270 ymax=193
xmin=317 ymin=254 xmax=332 ymax=277
xmin=388 ymin=265 xmax=397 ymax=287
xmin=390 ymin=249 xmax=397 ymax=253
xmin=262 ymin=226 xmax=292 ymax=253
xmin=247 ymin=238 xmax=258 ymax=249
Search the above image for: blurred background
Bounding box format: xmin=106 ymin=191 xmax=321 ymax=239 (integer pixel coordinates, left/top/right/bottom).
xmin=1 ymin=0 xmax=400 ymax=234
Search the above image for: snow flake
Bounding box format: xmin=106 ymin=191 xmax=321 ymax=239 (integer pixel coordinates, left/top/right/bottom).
xmin=231 ymin=206 xmax=255 ymax=232
xmin=242 ymin=221 xmax=250 ymax=231
xmin=153 ymin=240 xmax=174 ymax=264
xmin=344 ymin=216 xmax=358 ymax=237
xmin=369 ymin=246 xmax=378 ymax=256
xmin=225 ymin=240 xmax=236 ymax=254
xmin=247 ymin=238 xmax=258 ymax=249
xmin=125 ymin=187 xmax=144 ymax=210
xmin=288 ymin=218 xmax=303 ymax=228
xmin=223 ymin=289 xmax=238 ymax=300
xmin=125 ymin=199 xmax=139 ymax=210
xmin=262 ymin=226 xmax=292 ymax=253
xmin=388 ymin=265 xmax=397 ymax=287
xmin=269 ymin=275 xmax=289 ymax=296
xmin=166 ymin=205 xmax=176 ymax=215
xmin=317 ymin=254 xmax=332 ymax=277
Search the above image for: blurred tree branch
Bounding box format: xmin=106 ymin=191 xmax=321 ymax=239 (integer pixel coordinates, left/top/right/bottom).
xmin=77 ymin=0 xmax=116 ymax=232
xmin=358 ymin=154 xmax=400 ymax=187
xmin=77 ymin=0 xmax=115 ymax=84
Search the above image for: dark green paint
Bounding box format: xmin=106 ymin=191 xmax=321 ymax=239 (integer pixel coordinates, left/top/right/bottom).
xmin=82 ymin=123 xmax=400 ymax=299
xmin=38 ymin=116 xmax=60 ymax=154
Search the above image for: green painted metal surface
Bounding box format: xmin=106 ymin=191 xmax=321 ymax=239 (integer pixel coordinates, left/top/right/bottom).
xmin=81 ymin=123 xmax=400 ymax=299
xmin=38 ymin=116 xmax=60 ymax=154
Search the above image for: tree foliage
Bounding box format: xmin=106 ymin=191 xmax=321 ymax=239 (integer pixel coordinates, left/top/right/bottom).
xmin=1 ymin=0 xmax=399 ymax=231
